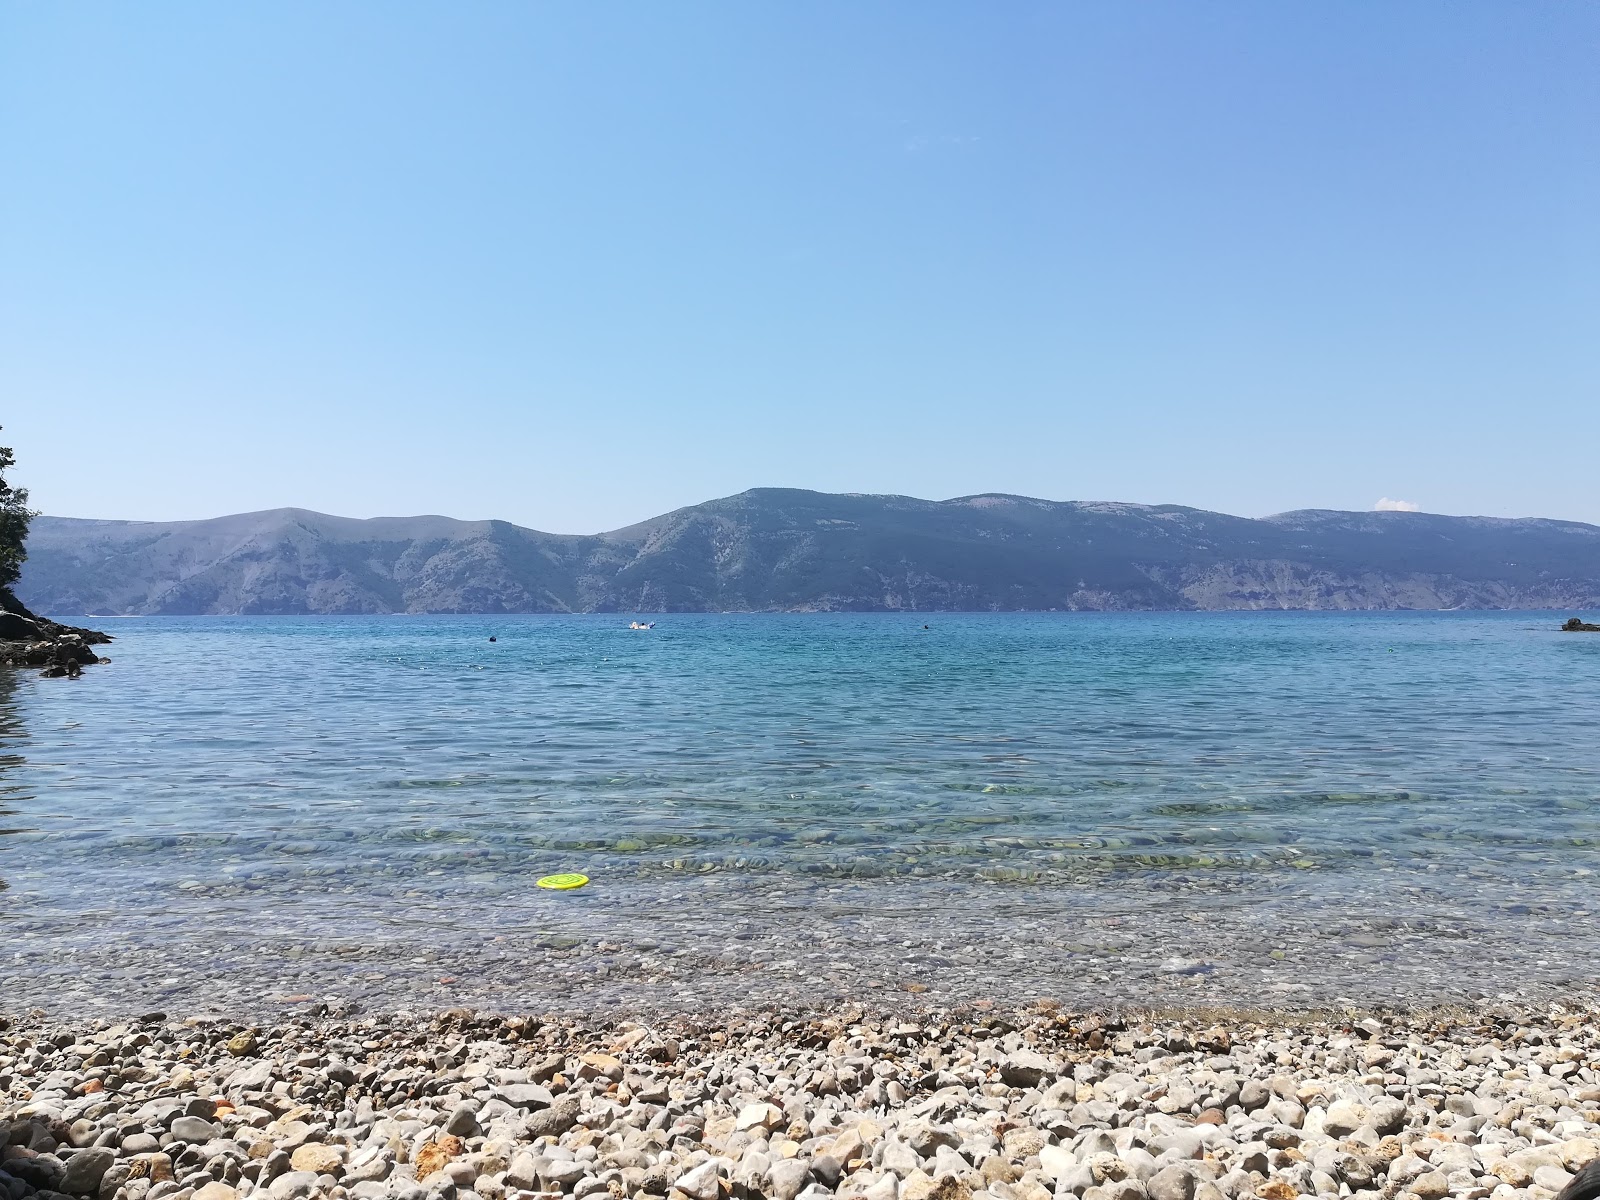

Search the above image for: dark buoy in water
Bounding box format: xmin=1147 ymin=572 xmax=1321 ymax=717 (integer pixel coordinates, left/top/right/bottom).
xmin=488 ymin=636 xmax=497 ymax=642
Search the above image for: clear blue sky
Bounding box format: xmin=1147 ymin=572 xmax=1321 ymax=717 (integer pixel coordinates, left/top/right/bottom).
xmin=3 ymin=2 xmax=1597 ymax=531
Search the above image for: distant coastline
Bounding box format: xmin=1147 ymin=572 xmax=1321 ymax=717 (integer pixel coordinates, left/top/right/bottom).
xmin=17 ymin=487 xmax=1600 ymax=617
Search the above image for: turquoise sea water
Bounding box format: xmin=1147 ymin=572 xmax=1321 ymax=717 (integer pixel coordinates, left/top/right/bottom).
xmin=3 ymin=611 xmax=1599 ymax=1016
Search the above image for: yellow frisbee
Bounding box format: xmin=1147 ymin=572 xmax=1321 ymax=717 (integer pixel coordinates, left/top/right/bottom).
xmin=537 ymin=872 xmax=589 ymax=891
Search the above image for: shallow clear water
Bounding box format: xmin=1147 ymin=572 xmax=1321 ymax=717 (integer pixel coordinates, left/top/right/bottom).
xmin=3 ymin=611 xmax=1599 ymax=1017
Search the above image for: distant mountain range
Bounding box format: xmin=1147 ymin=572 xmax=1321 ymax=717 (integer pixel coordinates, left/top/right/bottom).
xmin=15 ymin=489 xmax=1600 ymax=615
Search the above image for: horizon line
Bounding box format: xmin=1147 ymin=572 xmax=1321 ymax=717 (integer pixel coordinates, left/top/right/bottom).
xmin=28 ymin=484 xmax=1600 ymax=536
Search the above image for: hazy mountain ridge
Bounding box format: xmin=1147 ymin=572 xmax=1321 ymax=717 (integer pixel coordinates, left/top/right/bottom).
xmin=17 ymin=489 xmax=1600 ymax=615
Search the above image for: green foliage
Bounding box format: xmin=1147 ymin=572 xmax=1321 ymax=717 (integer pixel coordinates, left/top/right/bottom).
xmin=0 ymin=428 xmax=34 ymax=591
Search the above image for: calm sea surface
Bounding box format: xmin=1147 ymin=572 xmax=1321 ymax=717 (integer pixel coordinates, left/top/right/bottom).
xmin=3 ymin=611 xmax=1598 ymax=1017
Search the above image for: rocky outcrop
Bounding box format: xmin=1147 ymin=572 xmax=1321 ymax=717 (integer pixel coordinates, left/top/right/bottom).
xmin=1563 ymin=617 xmax=1600 ymax=632
xmin=0 ymin=586 xmax=111 ymax=676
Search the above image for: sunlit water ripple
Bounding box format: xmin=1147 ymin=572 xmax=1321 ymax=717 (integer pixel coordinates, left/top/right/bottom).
xmin=3 ymin=611 xmax=1598 ymax=1017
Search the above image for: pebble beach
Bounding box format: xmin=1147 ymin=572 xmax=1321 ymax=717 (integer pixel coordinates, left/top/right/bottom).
xmin=9 ymin=2 xmax=1600 ymax=1198
xmin=5 ymin=1002 xmax=1600 ymax=1200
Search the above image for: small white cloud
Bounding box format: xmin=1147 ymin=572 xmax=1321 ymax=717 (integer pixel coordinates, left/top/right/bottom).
xmin=1375 ymin=497 xmax=1420 ymax=512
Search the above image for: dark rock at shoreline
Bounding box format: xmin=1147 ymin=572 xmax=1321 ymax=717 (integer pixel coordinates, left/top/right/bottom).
xmin=0 ymin=586 xmax=111 ymax=674
xmin=0 ymin=610 xmax=40 ymax=640
xmin=1562 ymin=617 xmax=1600 ymax=632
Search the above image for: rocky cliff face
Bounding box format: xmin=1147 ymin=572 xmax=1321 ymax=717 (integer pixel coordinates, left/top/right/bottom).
xmin=15 ymin=490 xmax=1600 ymax=615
